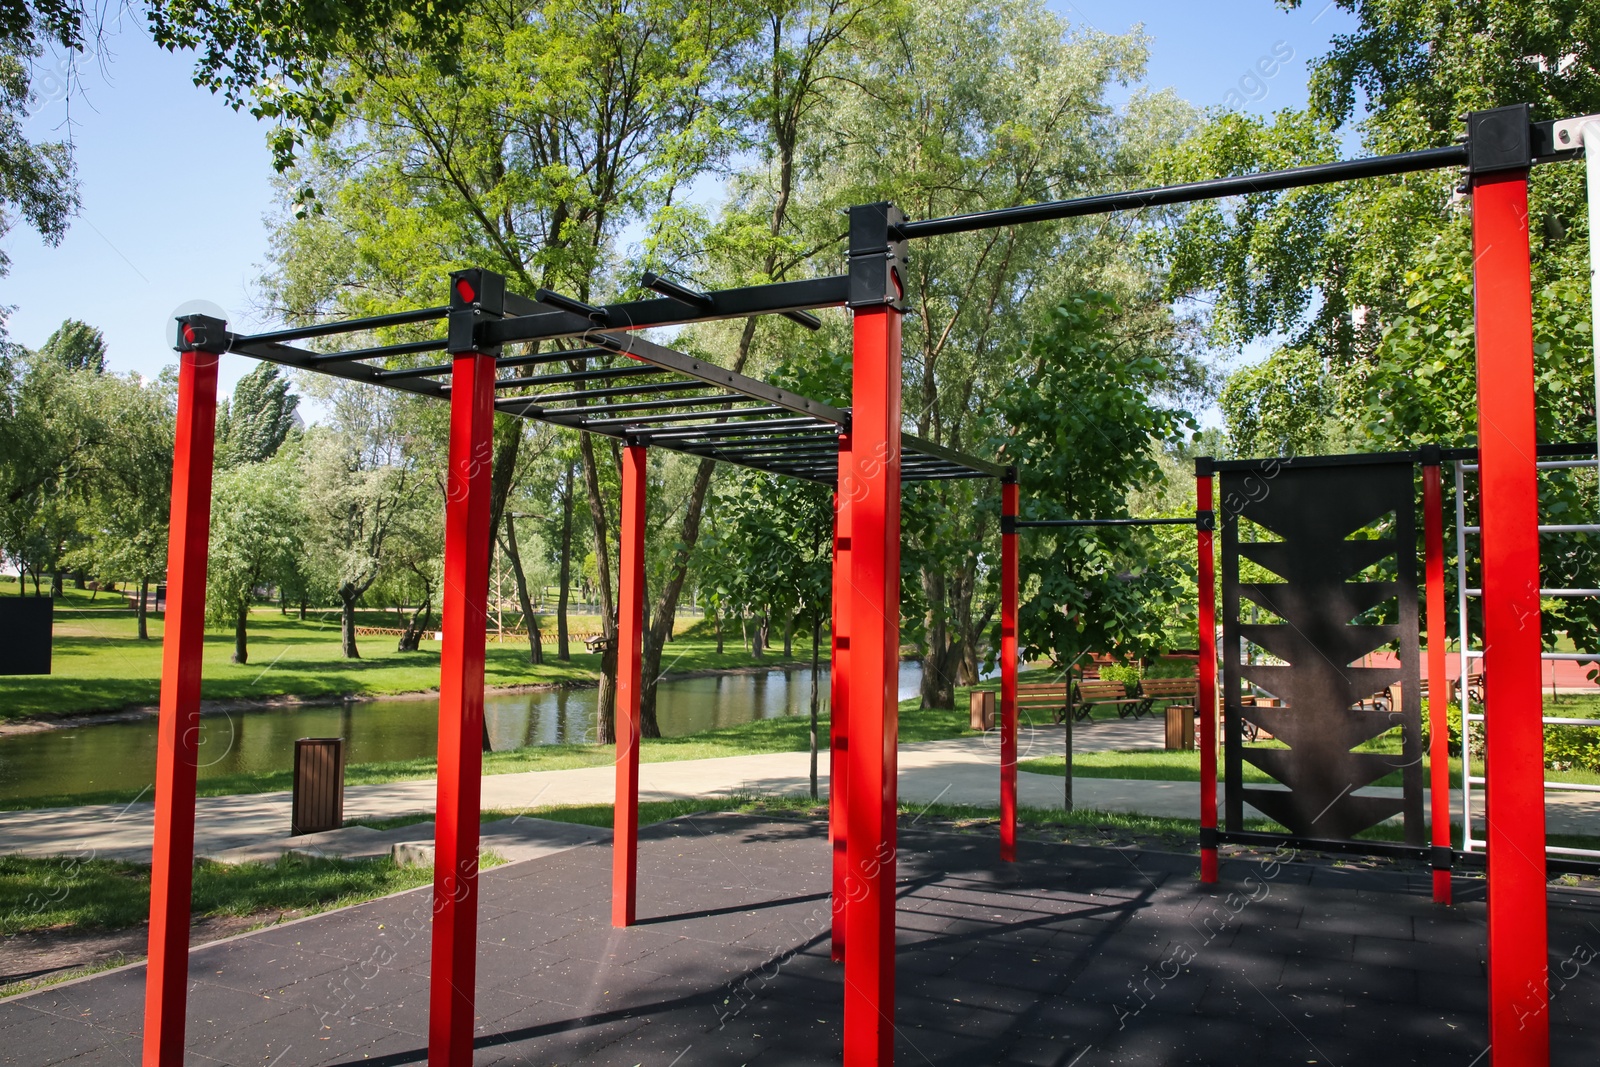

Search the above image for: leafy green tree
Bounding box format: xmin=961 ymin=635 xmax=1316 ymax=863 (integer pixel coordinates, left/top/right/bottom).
xmin=1218 ymin=345 xmax=1358 ymax=459
xmin=39 ymin=319 xmax=106 ymax=374
xmin=792 ymin=0 xmax=1200 ymax=707
xmin=206 ymin=456 xmax=300 ymax=663
xmin=74 ymin=369 xmax=174 ymax=637
xmin=0 ymin=11 xmax=77 ymax=280
xmin=216 ymin=361 xmax=298 ymax=467
xmin=296 ymin=383 xmax=426 ymax=658
xmin=994 ymin=294 xmax=1195 ymax=677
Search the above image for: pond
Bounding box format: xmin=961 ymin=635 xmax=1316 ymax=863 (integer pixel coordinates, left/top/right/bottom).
xmin=0 ymin=662 xmax=932 ymax=804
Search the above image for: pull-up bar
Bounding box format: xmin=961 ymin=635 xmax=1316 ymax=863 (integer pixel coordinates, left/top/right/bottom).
xmin=1011 ymin=516 xmax=1203 ymax=528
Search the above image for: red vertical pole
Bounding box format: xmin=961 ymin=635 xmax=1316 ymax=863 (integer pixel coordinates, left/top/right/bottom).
xmin=613 ymin=443 xmax=647 ymax=927
xmin=830 ymin=437 xmax=852 ymax=963
xmin=1422 ymin=455 xmax=1453 ymax=905
xmin=1471 ymin=157 xmax=1548 ymax=1063
xmin=142 ymin=331 xmax=220 ymax=1067
xmin=1196 ymin=461 xmax=1219 ymax=885
xmin=999 ymin=477 xmax=1019 ymax=862
xmin=428 ymin=348 xmax=496 ymax=1067
xmin=844 ymin=302 xmax=902 ymax=1066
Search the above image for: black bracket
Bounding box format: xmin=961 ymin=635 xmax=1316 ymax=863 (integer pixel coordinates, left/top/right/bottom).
xmin=1196 ymin=509 xmax=1215 ymax=532
xmin=1467 ymin=104 xmax=1533 ymax=176
xmin=1195 ymin=455 xmax=1214 ymax=479
xmin=174 ymin=314 xmax=230 ymax=353
xmin=1199 ymin=826 xmax=1220 ymax=850
xmin=1419 ymin=443 xmax=1442 ymax=467
xmin=847 ymin=202 xmax=909 ymax=310
xmin=449 ymin=268 xmax=507 ymax=356
xmin=1431 ymin=844 xmax=1454 ymax=871
xmin=1001 ymin=514 xmax=1017 ymax=535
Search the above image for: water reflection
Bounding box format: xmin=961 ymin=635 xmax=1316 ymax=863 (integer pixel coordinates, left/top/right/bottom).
xmin=0 ymin=662 xmax=937 ymax=803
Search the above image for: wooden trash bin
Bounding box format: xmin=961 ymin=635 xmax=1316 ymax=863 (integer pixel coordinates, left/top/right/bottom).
xmin=1164 ymin=705 xmax=1195 ymax=750
xmin=969 ymin=689 xmax=995 ymax=731
xmin=292 ymin=737 xmax=345 ymax=835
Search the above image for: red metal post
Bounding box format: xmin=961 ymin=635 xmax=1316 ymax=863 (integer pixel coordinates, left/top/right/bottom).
xmin=1422 ymin=457 xmax=1453 ymax=905
xmin=843 ymin=302 xmax=902 ymax=1066
xmin=1472 ymin=166 xmax=1548 ymax=1064
xmin=142 ymin=338 xmax=220 ymax=1067
xmin=428 ymin=349 xmax=497 ymax=1067
xmin=830 ymin=438 xmax=852 ymax=963
xmin=613 ymin=443 xmax=647 ymax=927
xmin=1196 ymin=461 xmax=1219 ymax=885
xmin=999 ymin=478 xmax=1019 ymax=862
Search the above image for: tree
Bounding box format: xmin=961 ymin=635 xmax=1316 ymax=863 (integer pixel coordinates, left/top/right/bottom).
xmin=216 ymin=361 xmax=298 ymax=466
xmin=995 ymin=294 xmax=1195 ymax=676
xmin=264 ymin=0 xmax=753 ymax=741
xmin=0 ymin=11 xmax=77 ymax=280
xmin=205 ymin=456 xmax=300 ymax=663
xmin=297 ymin=385 xmax=425 ymax=658
xmin=793 ymin=0 xmax=1198 ymax=708
xmin=39 ymin=319 xmax=106 ymax=374
xmin=716 ymin=470 xmax=833 ymax=792
xmin=1218 ymin=345 xmax=1355 ymax=459
xmin=74 ymin=369 xmax=174 ymax=638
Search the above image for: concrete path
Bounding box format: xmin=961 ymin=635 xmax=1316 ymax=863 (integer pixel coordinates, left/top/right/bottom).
xmin=2 ymin=721 xmax=1596 ymax=862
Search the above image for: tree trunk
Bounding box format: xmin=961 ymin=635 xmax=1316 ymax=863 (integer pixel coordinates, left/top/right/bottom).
xmin=715 ymin=605 xmax=723 ymax=654
xmin=809 ymin=613 xmax=821 ymax=800
xmin=579 ymin=432 xmax=617 ymax=744
xmin=50 ymin=570 xmax=63 ymax=598
xmin=298 ymin=593 xmax=307 ymax=621
xmin=502 ymin=517 xmax=543 ymax=666
xmin=232 ymin=602 xmax=249 ymax=664
xmin=557 ymin=460 xmax=575 ymax=661
xmin=783 ymin=613 xmax=794 ymax=659
xmin=919 ymin=568 xmax=956 ymax=709
xmin=340 ymin=587 xmax=361 ymax=659
xmin=752 ymin=615 xmax=766 ymax=659
xmin=137 ymin=579 xmax=149 ymax=640
xmin=280 ymin=586 xmax=287 ymax=615
xmin=596 ymin=633 xmax=618 ymax=744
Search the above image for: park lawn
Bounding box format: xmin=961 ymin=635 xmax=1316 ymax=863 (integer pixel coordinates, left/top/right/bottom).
xmin=0 ymin=591 xmax=802 ymax=721
xmin=1018 ymin=748 xmax=1600 ymax=788
xmin=0 ymin=851 xmax=451 ymax=937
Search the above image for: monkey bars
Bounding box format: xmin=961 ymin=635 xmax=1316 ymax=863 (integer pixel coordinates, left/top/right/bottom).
xmin=146 ymin=102 xmax=1593 ymax=1067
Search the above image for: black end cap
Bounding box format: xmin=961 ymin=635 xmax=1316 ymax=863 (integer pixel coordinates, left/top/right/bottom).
xmin=1195 ymin=456 xmax=1214 ymax=478
xmin=1467 ymin=105 xmax=1533 ymax=176
xmin=174 ymin=314 xmax=229 ymax=353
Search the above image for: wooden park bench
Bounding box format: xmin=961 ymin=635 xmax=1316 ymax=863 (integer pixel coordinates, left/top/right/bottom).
xmin=1070 ymin=679 xmax=1143 ymax=722
xmin=1017 ymin=682 xmax=1071 ymax=725
xmin=1136 ymin=676 xmax=1197 ymax=717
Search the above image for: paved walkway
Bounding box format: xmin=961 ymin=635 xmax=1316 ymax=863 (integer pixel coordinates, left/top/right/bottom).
xmin=4 ymin=814 xmax=1598 ymax=1066
xmin=3 ymin=722 xmax=1597 ymax=862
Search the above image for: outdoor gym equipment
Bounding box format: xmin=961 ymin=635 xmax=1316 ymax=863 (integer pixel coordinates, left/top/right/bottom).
xmin=146 ymin=103 xmax=1595 ymax=1067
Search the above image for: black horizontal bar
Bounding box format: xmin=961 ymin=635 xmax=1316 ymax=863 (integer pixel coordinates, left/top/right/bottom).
xmin=638 ymin=416 xmax=832 ymax=442
xmin=529 ymin=394 xmax=759 ymax=420
xmin=1016 ymin=517 xmax=1199 ymax=528
xmin=481 ymin=275 xmax=849 ymax=348
xmin=901 ymin=432 xmax=1005 ymax=478
xmin=589 ymin=332 xmax=848 ymax=425
xmin=640 ymin=271 xmax=712 ymax=311
xmin=491 ymin=365 xmax=665 ymax=390
xmin=226 ymin=337 xmax=449 ymax=401
xmin=372 ymin=346 xmax=614 ymax=381
xmin=513 ymin=379 xmax=704 ymax=405
xmin=1211 ymin=440 xmax=1600 ymax=473
xmin=898 ymin=146 xmax=1469 ymax=240
xmin=575 ymin=405 xmax=788 ymax=431
xmin=305 ymin=337 xmax=449 ymax=366
xmin=235 ymin=305 xmax=450 ymax=346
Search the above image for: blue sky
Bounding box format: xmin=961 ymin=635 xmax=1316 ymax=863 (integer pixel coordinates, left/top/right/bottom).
xmin=0 ymin=0 xmax=1359 ymax=397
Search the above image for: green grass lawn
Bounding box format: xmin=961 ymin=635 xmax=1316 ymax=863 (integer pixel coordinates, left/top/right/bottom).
xmin=0 ymin=851 xmax=442 ymax=937
xmin=0 ymin=586 xmax=802 ymax=720
xmin=1018 ymin=748 xmax=1600 ymax=788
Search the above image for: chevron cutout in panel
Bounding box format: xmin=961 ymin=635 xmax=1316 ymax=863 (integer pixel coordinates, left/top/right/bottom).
xmin=1219 ymin=460 xmax=1424 ymax=845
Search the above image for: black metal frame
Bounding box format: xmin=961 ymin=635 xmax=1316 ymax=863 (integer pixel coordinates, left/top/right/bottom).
xmin=193 ymin=106 xmax=1579 ymax=489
